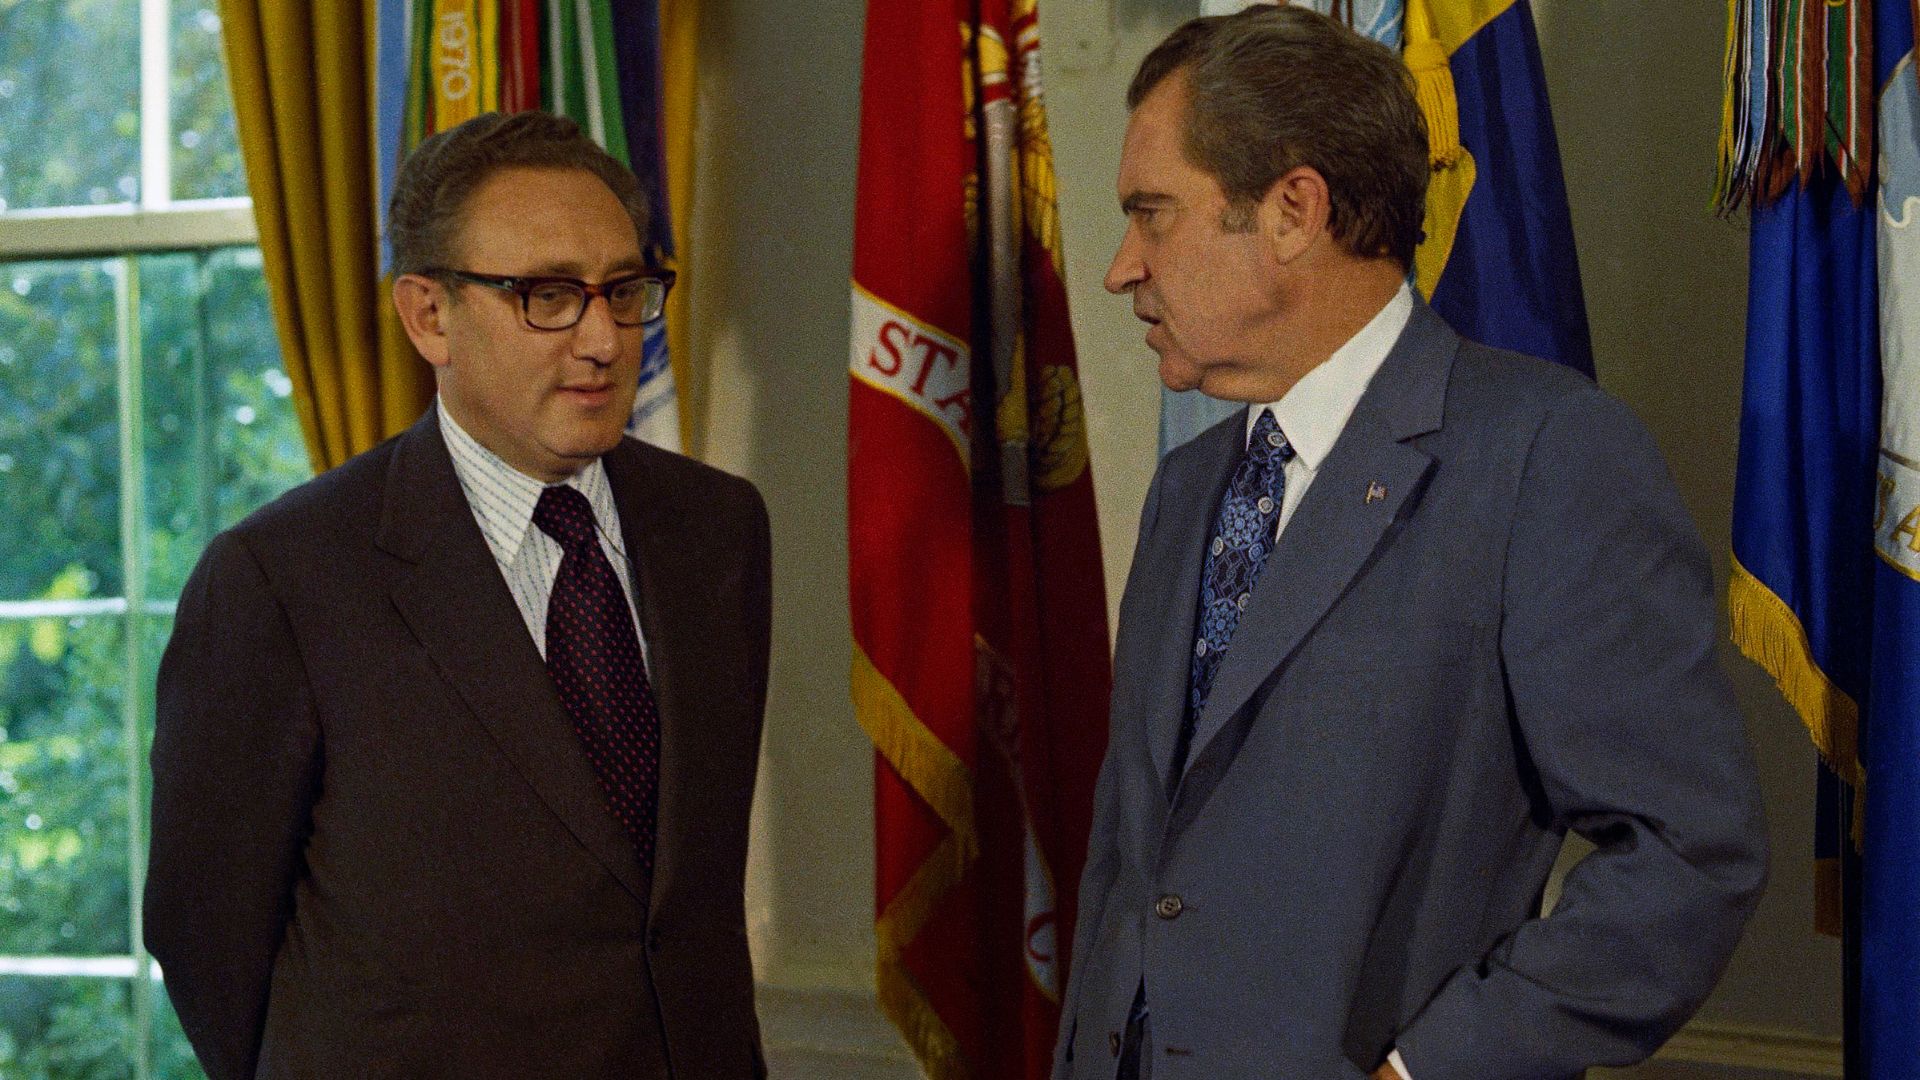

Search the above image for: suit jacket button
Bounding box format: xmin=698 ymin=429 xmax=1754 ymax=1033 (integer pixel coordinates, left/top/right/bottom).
xmin=1109 ymin=1030 xmax=1122 ymax=1057
xmin=1155 ymin=894 xmax=1184 ymax=919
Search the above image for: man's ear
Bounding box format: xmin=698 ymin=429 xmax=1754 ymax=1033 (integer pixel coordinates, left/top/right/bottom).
xmin=1258 ymin=165 xmax=1332 ymax=265
xmin=393 ymin=274 xmax=453 ymax=368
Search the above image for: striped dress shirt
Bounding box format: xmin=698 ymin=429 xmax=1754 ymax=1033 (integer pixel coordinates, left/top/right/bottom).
xmin=438 ymin=400 xmax=648 ymax=660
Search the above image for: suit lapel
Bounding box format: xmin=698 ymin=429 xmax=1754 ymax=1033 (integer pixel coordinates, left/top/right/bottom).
xmin=602 ymin=440 xmax=713 ymax=916
xmin=1140 ymin=414 xmax=1246 ymax=794
xmin=1183 ymin=303 xmax=1456 ymax=776
xmin=379 ymin=413 xmax=651 ymax=906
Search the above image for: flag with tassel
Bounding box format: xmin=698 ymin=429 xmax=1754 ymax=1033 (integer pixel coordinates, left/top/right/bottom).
xmin=1719 ymin=1 xmax=1919 ymax=1074
xmin=849 ymin=0 xmax=1113 ymax=1075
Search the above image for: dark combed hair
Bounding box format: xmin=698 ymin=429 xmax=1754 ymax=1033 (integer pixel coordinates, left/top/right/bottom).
xmin=1128 ymin=6 xmax=1430 ymax=267
xmin=386 ymin=111 xmax=649 ymax=276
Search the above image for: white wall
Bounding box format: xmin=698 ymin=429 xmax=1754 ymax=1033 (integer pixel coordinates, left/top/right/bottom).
xmin=685 ymin=0 xmax=1839 ymax=1071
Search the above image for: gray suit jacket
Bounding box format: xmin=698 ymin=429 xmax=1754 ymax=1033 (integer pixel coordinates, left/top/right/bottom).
xmin=147 ymin=411 xmax=771 ymax=1079
xmin=1054 ymin=303 xmax=1767 ymax=1080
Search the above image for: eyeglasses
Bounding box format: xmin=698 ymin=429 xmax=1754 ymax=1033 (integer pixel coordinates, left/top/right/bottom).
xmin=435 ymin=268 xmax=675 ymax=330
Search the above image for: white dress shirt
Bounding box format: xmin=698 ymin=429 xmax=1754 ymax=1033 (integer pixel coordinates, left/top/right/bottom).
xmin=1239 ymin=283 xmax=1417 ymax=1080
xmin=438 ymin=400 xmax=648 ymax=660
xmin=1245 ymin=281 xmax=1414 ymax=542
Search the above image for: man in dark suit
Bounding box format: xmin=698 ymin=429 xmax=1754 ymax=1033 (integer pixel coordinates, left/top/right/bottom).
xmin=1054 ymin=9 xmax=1768 ymax=1079
xmin=147 ymin=111 xmax=770 ymax=1079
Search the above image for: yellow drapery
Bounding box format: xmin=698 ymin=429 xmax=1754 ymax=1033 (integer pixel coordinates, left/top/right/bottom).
xmin=659 ymin=0 xmax=701 ymax=454
xmin=220 ymin=0 xmax=433 ymax=473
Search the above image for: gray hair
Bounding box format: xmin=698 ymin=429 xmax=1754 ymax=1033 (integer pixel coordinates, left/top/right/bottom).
xmin=386 ymin=111 xmax=649 ymax=276
xmin=1128 ymin=6 xmax=1429 ymax=267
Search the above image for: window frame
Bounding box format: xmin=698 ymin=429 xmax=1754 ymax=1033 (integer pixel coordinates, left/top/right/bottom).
xmin=0 ymin=1 xmax=271 ymax=1076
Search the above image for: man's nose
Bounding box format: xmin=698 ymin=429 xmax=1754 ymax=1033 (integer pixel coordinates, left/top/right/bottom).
xmin=1105 ymin=231 xmax=1144 ymax=295
xmin=570 ymin=293 xmax=622 ymax=364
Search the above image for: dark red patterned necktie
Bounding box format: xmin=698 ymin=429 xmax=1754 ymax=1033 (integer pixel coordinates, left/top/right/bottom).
xmin=533 ymin=484 xmax=660 ymax=873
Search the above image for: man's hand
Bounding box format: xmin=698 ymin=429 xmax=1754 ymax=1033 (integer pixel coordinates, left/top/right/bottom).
xmin=1371 ymin=1066 xmax=1402 ymax=1080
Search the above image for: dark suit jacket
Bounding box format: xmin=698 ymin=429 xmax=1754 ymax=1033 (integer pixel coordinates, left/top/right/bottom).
xmin=1055 ymin=303 xmax=1768 ymax=1080
xmin=147 ymin=410 xmax=772 ymax=1080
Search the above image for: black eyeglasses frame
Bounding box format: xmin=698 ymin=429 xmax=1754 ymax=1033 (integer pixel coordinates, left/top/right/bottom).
xmin=432 ymin=268 xmax=676 ymax=330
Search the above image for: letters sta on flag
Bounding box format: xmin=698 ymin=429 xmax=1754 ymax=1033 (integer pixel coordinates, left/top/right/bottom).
xmin=849 ymin=0 xmax=1111 ymax=1075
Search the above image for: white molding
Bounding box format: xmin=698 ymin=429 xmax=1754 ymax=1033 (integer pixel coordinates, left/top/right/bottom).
xmin=0 ymin=200 xmax=257 ymax=260
xmin=752 ymin=984 xmax=1843 ymax=1080
xmin=0 ymin=598 xmax=176 ymax=619
xmin=756 ymin=982 xmax=920 ymax=1080
xmin=1651 ymin=1021 xmax=1843 ymax=1077
xmin=0 ymin=972 xmax=1842 ymax=1077
xmin=139 ymin=0 xmax=172 ymax=207
xmin=0 ymin=956 xmax=150 ymax=979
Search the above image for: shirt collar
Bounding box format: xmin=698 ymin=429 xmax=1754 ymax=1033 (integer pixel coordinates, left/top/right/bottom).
xmin=1247 ymin=281 xmax=1414 ymax=470
xmin=438 ymin=398 xmax=618 ymax=566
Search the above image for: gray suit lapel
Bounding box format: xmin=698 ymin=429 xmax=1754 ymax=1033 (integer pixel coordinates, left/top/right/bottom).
xmin=1137 ymin=412 xmax=1246 ymax=794
xmin=378 ymin=413 xmax=652 ymax=906
xmin=1182 ymin=303 xmax=1456 ymax=778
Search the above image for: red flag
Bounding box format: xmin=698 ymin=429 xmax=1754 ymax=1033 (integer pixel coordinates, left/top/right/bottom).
xmin=849 ymin=0 xmax=1111 ymax=1074
xmin=498 ymin=0 xmax=540 ymax=113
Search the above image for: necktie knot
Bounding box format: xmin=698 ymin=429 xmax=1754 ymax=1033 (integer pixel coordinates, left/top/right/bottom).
xmin=534 ymin=484 xmax=600 ymax=554
xmin=1247 ymin=408 xmax=1295 ymax=471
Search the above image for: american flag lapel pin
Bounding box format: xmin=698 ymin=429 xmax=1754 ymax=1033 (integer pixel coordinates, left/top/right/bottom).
xmin=1365 ymin=481 xmax=1387 ymax=505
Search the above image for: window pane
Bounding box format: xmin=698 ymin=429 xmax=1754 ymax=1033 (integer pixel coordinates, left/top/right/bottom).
xmin=138 ymin=252 xmax=209 ymax=599
xmin=202 ymin=249 xmax=308 ymax=520
xmin=0 ymin=616 xmax=131 ymax=957
xmin=149 ymin=981 xmax=205 ymax=1080
xmin=0 ymin=1 xmax=142 ymax=212
xmin=140 ymin=248 xmax=305 ymax=597
xmin=0 ymin=258 xmax=125 ymax=601
xmin=135 ymin=609 xmax=169 ymax=751
xmin=0 ymin=975 xmax=135 ymax=1079
xmin=169 ymin=5 xmax=243 ymax=202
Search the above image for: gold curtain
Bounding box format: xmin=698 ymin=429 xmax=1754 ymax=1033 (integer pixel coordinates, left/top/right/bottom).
xmin=659 ymin=0 xmax=702 ymax=454
xmin=220 ymin=0 xmax=432 ymax=473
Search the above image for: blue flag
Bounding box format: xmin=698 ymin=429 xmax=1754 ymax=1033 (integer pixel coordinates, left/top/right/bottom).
xmin=1862 ymin=1 xmax=1920 ymax=1071
xmin=1725 ymin=0 xmax=1919 ymax=1071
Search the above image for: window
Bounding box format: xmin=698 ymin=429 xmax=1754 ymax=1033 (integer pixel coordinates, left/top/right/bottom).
xmin=0 ymin=3 xmax=308 ymax=1076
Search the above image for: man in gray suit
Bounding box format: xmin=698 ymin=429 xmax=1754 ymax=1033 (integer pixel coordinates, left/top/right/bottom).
xmin=1054 ymin=9 xmax=1768 ymax=1079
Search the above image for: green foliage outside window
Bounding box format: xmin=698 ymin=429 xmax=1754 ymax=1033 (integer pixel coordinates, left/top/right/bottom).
xmin=0 ymin=249 xmax=307 ymax=1078
xmin=0 ymin=5 xmax=316 ymax=1074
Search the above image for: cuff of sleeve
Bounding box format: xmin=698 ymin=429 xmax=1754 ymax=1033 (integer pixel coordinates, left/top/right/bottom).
xmin=1388 ymin=1048 xmax=1412 ymax=1080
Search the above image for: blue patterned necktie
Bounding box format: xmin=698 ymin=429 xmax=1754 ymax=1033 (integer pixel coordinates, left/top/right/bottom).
xmin=1174 ymin=407 xmax=1294 ymax=781
xmin=534 ymin=484 xmax=661 ymax=873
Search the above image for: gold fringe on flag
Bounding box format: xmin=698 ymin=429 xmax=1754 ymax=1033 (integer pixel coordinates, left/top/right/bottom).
xmin=852 ymin=644 xmax=981 ymax=860
xmin=854 ymin=643 xmax=978 ymax=1078
xmin=1727 ymin=557 xmax=1862 ymax=785
xmin=875 ymin=834 xmax=972 ymax=1080
xmin=1403 ymin=0 xmax=1462 ymax=168
xmin=1728 ymin=555 xmax=1865 ymax=845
